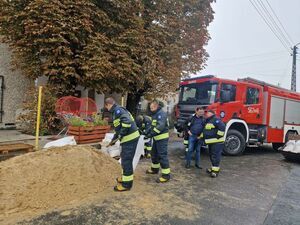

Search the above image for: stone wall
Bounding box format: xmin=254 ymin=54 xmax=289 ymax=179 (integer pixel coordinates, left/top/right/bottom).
xmin=0 ymin=42 xmax=33 ymax=127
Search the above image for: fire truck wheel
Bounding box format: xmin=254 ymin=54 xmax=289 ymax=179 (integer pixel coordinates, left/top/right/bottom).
xmin=272 ymin=143 xmax=284 ymax=151
xmin=224 ymin=130 xmax=246 ymax=156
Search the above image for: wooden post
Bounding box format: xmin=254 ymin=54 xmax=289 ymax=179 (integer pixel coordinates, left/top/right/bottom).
xmin=35 ymin=86 xmax=43 ymax=150
xmin=121 ymin=96 xmax=125 ymax=107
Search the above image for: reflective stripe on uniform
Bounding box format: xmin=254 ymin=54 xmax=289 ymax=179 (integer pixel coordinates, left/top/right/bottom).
xmin=199 ymin=133 xmax=204 ymax=138
xmin=212 ymin=167 xmax=220 ymax=172
xmin=153 ymin=132 xmax=169 ymax=141
xmin=120 ymin=130 xmax=140 ymax=143
xmin=122 ymin=174 xmax=133 ymax=182
xmin=153 ymin=127 xmax=161 ymax=134
xmin=217 ymin=130 xmax=225 ymax=136
xmin=113 ymin=119 xmax=120 ymax=127
xmin=152 ymin=163 xmax=160 ymax=169
xmin=205 ymin=123 xmax=215 ymax=130
xmin=205 ymin=137 xmax=225 ymax=144
xmin=152 ymin=120 xmax=157 ymax=126
xmin=161 ymin=168 xmax=171 ymax=175
xmin=146 ymin=146 xmax=152 ymax=150
xmin=121 ymin=123 xmax=131 ymax=128
xmin=183 ymin=140 xmax=188 ymax=145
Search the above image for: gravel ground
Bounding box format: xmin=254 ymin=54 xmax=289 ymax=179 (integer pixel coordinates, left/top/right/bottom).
xmin=14 ymin=138 xmax=300 ymax=225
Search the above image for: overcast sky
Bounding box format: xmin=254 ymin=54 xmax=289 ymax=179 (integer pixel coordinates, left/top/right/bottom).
xmin=200 ymin=0 xmax=300 ymax=91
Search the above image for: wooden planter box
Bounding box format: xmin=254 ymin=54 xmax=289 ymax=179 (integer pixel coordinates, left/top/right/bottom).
xmin=68 ymin=125 xmax=111 ymax=144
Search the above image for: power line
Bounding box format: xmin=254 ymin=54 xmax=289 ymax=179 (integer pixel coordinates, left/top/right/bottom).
xmin=209 ymin=50 xmax=286 ymax=63
xmin=250 ymin=0 xmax=291 ymax=51
xmin=249 ymin=0 xmax=291 ymax=52
xmin=209 ymin=54 xmax=285 ymax=66
xmin=256 ymin=0 xmax=292 ymax=47
xmin=265 ymin=0 xmax=294 ymax=45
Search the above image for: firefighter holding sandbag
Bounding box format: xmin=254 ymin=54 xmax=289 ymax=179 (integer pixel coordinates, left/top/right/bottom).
xmin=105 ymin=97 xmax=140 ymax=192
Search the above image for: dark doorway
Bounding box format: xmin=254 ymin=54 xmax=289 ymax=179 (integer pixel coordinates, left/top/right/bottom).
xmin=0 ymin=76 xmax=4 ymax=123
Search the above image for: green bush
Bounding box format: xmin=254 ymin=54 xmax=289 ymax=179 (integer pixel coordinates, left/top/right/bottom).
xmin=17 ymin=86 xmax=62 ymax=135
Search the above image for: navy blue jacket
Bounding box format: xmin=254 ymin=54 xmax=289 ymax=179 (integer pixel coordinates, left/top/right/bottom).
xmin=110 ymin=104 xmax=139 ymax=144
xmin=203 ymin=115 xmax=226 ymax=144
xmin=185 ymin=114 xmax=205 ymax=136
xmin=148 ymin=107 xmax=169 ymax=141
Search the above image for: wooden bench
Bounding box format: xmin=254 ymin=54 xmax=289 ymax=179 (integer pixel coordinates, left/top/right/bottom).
xmin=0 ymin=143 xmax=34 ymax=160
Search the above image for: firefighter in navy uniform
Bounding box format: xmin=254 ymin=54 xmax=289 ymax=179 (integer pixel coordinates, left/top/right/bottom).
xmin=136 ymin=115 xmax=152 ymax=158
xmin=105 ymin=97 xmax=140 ymax=192
xmin=145 ymin=100 xmax=171 ymax=183
xmin=203 ymin=110 xmax=226 ymax=178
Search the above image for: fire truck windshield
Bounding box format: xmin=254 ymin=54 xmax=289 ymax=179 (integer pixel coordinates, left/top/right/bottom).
xmin=179 ymin=82 xmax=218 ymax=105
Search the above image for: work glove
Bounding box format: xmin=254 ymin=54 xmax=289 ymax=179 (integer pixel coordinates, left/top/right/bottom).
xmin=107 ymin=138 xmax=119 ymax=147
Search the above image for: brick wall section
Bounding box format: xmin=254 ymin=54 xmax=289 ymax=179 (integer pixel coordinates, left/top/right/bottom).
xmin=0 ymin=42 xmax=33 ymax=126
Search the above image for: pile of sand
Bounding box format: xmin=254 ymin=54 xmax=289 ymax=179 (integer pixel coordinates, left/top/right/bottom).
xmin=0 ymin=145 xmax=121 ymax=222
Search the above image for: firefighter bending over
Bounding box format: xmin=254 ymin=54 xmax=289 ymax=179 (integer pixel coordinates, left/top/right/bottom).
xmin=136 ymin=115 xmax=152 ymax=158
xmin=105 ymin=97 xmax=140 ymax=191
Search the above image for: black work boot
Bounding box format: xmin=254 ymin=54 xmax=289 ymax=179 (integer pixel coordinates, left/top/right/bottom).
xmin=156 ymin=174 xmax=171 ymax=183
xmin=114 ymin=183 xmax=131 ymax=192
xmin=146 ymin=167 xmax=159 ymax=174
xmin=210 ymin=171 xmax=219 ymax=178
xmin=210 ymin=167 xmax=220 ymax=178
xmin=206 ymin=168 xmax=212 ymax=174
xmin=185 ymin=162 xmax=191 ymax=169
xmin=195 ymin=164 xmax=202 ymax=169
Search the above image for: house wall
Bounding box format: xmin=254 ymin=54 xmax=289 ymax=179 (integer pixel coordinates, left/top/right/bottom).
xmin=0 ymin=42 xmax=33 ymax=127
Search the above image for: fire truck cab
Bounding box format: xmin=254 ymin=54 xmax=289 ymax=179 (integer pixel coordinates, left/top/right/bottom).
xmin=174 ymin=75 xmax=300 ymax=155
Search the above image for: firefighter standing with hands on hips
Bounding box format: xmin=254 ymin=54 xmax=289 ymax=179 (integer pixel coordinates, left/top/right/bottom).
xmin=105 ymin=97 xmax=140 ymax=192
xmin=185 ymin=107 xmax=205 ymax=169
xmin=202 ymin=109 xmax=226 ymax=178
xmin=136 ymin=115 xmax=152 ymax=158
xmin=145 ymin=100 xmax=171 ymax=183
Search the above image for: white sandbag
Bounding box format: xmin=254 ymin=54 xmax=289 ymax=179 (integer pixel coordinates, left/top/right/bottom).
xmin=100 ymin=141 xmax=121 ymax=157
xmin=43 ymin=136 xmax=77 ymax=149
xmin=101 ymin=133 xmax=122 ymax=157
xmin=132 ymin=135 xmax=145 ymax=170
xmin=282 ymin=140 xmax=300 ymax=153
xmin=103 ymin=133 xmax=116 ymax=142
xmin=292 ymin=141 xmax=300 ymax=153
xmin=108 ymin=145 xmax=121 ymax=157
xmin=283 ymin=140 xmax=295 ymax=152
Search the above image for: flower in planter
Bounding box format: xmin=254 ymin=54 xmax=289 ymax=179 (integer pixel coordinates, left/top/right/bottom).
xmin=68 ymin=114 xmax=108 ymax=127
xmin=68 ymin=117 xmax=88 ymax=127
xmin=91 ymin=113 xmax=109 ymax=126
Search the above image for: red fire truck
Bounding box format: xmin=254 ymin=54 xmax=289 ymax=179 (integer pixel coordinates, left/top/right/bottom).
xmin=174 ymin=75 xmax=300 ymax=155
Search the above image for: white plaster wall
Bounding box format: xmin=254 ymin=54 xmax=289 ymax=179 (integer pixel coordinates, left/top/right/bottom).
xmin=0 ymin=42 xmax=33 ymax=126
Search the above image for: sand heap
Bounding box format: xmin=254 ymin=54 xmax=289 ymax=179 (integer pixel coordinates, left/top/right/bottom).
xmin=0 ymin=145 xmax=121 ymax=221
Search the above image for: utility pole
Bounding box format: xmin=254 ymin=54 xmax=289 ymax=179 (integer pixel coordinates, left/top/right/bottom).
xmin=291 ymin=43 xmax=300 ymax=92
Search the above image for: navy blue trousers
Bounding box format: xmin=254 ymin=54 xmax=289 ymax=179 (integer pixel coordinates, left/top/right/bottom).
xmin=121 ymin=138 xmax=138 ymax=188
xmin=208 ymin=143 xmax=224 ymax=167
xmin=151 ymin=138 xmax=170 ymax=178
